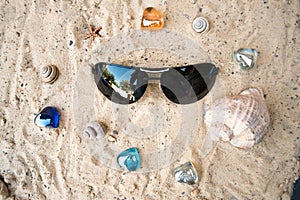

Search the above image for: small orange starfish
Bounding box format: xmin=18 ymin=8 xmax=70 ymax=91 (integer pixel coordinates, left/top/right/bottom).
xmin=84 ymin=25 xmax=102 ymax=41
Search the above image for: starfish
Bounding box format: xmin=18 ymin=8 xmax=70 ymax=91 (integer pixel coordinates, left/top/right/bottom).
xmin=84 ymin=25 xmax=102 ymax=41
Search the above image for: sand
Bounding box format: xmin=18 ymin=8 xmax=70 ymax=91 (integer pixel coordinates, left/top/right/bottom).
xmin=0 ymin=0 xmax=299 ymax=199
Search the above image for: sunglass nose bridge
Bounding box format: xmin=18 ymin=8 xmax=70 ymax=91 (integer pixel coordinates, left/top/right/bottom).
xmin=140 ymin=68 xmax=169 ymax=83
xmin=140 ymin=68 xmax=169 ymax=73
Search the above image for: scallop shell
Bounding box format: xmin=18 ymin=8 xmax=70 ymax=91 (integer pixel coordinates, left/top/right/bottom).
xmin=204 ymin=87 xmax=270 ymax=148
xmin=192 ymin=17 xmax=209 ymax=33
xmin=41 ymin=64 xmax=59 ymax=84
xmin=83 ymin=121 xmax=105 ymax=139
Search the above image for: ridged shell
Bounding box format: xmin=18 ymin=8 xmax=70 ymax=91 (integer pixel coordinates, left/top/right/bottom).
xmin=192 ymin=17 xmax=209 ymax=33
xmin=41 ymin=64 xmax=59 ymax=83
xmin=204 ymin=87 xmax=270 ymax=148
xmin=83 ymin=121 xmax=105 ymax=139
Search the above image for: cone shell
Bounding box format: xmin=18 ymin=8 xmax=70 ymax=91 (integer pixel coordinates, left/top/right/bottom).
xmin=204 ymin=87 xmax=270 ymax=148
xmin=41 ymin=64 xmax=59 ymax=84
xmin=83 ymin=121 xmax=105 ymax=139
xmin=192 ymin=17 xmax=209 ymax=33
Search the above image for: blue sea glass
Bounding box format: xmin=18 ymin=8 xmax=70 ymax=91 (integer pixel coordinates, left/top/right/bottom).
xmin=34 ymin=106 xmax=60 ymax=128
xmin=117 ymin=147 xmax=140 ymax=171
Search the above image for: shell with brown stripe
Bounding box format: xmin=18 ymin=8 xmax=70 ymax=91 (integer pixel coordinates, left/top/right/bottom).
xmin=204 ymin=87 xmax=270 ymax=148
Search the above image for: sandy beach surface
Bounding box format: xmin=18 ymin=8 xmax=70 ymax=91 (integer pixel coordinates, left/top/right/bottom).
xmin=0 ymin=0 xmax=299 ymax=199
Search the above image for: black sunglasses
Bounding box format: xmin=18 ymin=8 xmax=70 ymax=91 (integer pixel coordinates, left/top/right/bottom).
xmin=93 ymin=62 xmax=218 ymax=104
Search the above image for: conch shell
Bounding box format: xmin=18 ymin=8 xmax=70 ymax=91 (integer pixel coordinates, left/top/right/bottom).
xmin=204 ymin=87 xmax=270 ymax=148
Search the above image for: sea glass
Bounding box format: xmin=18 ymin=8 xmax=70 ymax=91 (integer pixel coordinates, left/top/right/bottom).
xmin=34 ymin=106 xmax=60 ymax=128
xmin=174 ymin=161 xmax=198 ymax=185
xmin=141 ymin=7 xmax=164 ymax=30
xmin=233 ymin=48 xmax=258 ymax=70
xmin=117 ymin=147 xmax=140 ymax=171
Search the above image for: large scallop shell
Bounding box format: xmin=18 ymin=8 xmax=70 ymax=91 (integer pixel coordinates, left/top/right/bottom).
xmin=83 ymin=121 xmax=106 ymax=139
xmin=204 ymin=87 xmax=270 ymax=148
xmin=41 ymin=64 xmax=59 ymax=84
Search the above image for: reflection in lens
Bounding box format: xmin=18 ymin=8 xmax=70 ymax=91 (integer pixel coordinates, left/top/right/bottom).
xmin=94 ymin=63 xmax=148 ymax=104
xmin=161 ymin=63 xmax=218 ymax=104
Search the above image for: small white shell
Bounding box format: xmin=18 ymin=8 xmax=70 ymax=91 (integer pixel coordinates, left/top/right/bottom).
xmin=204 ymin=87 xmax=270 ymax=148
xmin=0 ymin=179 xmax=9 ymax=198
xmin=108 ymin=135 xmax=117 ymax=142
xmin=192 ymin=17 xmax=209 ymax=33
xmin=83 ymin=121 xmax=105 ymax=139
xmin=41 ymin=64 xmax=59 ymax=84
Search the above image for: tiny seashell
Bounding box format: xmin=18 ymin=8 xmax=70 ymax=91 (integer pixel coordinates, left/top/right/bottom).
xmin=83 ymin=121 xmax=105 ymax=139
xmin=0 ymin=178 xmax=9 ymax=198
xmin=192 ymin=17 xmax=209 ymax=33
xmin=204 ymin=87 xmax=270 ymax=148
xmin=0 ymin=117 xmax=6 ymax=126
xmin=108 ymin=135 xmax=117 ymax=142
xmin=41 ymin=64 xmax=59 ymax=84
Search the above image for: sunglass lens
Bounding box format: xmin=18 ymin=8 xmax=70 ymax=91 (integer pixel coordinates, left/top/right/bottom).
xmin=94 ymin=63 xmax=148 ymax=104
xmin=161 ymin=63 xmax=218 ymax=104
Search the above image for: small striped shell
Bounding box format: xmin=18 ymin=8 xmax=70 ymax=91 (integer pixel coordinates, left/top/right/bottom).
xmin=41 ymin=64 xmax=59 ymax=84
xmin=192 ymin=17 xmax=209 ymax=33
xmin=83 ymin=121 xmax=105 ymax=139
xmin=204 ymin=87 xmax=270 ymax=148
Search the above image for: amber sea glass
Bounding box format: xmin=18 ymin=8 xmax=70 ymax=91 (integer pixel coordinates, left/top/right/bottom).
xmin=141 ymin=7 xmax=164 ymax=30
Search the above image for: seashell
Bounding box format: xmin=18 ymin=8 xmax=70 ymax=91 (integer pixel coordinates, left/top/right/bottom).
xmin=83 ymin=121 xmax=105 ymax=139
xmin=0 ymin=178 xmax=9 ymax=198
xmin=204 ymin=87 xmax=270 ymax=148
xmin=108 ymin=135 xmax=117 ymax=142
xmin=192 ymin=17 xmax=209 ymax=33
xmin=41 ymin=64 xmax=59 ymax=84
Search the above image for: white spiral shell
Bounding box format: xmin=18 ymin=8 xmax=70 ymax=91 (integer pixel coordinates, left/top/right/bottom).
xmin=204 ymin=87 xmax=270 ymax=148
xmin=83 ymin=121 xmax=105 ymax=139
xmin=192 ymin=17 xmax=209 ymax=33
xmin=41 ymin=64 xmax=59 ymax=84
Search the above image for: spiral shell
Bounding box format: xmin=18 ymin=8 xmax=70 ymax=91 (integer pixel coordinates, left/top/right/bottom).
xmin=192 ymin=17 xmax=209 ymax=33
xmin=204 ymin=87 xmax=270 ymax=148
xmin=83 ymin=121 xmax=105 ymax=139
xmin=41 ymin=64 xmax=59 ymax=84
